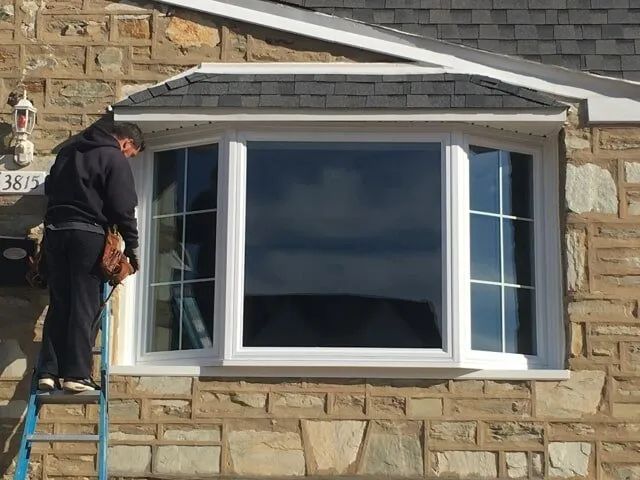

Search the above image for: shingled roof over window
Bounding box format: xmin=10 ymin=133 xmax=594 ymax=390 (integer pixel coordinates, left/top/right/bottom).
xmin=114 ymin=73 xmax=566 ymax=109
xmin=262 ymin=0 xmax=640 ymax=81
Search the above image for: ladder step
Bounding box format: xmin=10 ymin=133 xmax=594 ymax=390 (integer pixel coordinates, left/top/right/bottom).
xmin=28 ymin=434 xmax=99 ymax=443
xmin=36 ymin=390 xmax=100 ymax=404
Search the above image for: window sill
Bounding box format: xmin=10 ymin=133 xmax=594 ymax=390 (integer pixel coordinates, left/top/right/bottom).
xmin=110 ymin=364 xmax=570 ymax=380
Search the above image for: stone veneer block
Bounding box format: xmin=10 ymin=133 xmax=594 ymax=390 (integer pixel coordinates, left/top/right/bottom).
xmin=626 ymin=162 xmax=640 ymax=183
xmin=408 ymin=397 xmax=443 ymax=417
xmin=566 ymin=163 xmax=618 ymax=214
xmin=131 ymin=377 xmax=192 ymax=395
xmin=302 ymin=420 xmax=366 ymax=474
xmin=505 ymin=452 xmax=528 ymax=478
xmin=359 ymin=421 xmax=423 ymax=476
xmin=429 ymin=421 xmax=476 ymax=444
xmin=566 ymin=229 xmax=587 ymax=291
xmin=162 ymin=425 xmax=221 ymax=441
xmin=431 ymin=451 xmax=498 ymax=478
xmin=272 ymin=392 xmax=325 ymax=414
xmin=108 ymin=445 xmax=151 ymax=475
xmin=548 ymin=442 xmax=591 ymax=478
xmin=536 ymin=370 xmax=605 ymax=418
xmin=154 ymin=445 xmax=221 ymax=475
xmin=227 ymin=430 xmax=305 ymax=476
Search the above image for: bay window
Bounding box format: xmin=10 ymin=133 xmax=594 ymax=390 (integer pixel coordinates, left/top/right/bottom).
xmin=129 ymin=126 xmax=562 ymax=373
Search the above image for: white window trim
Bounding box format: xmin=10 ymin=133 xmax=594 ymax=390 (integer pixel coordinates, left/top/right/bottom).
xmin=117 ymin=122 xmax=565 ymax=378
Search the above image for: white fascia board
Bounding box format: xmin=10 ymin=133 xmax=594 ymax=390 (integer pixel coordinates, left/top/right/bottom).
xmin=115 ymin=108 xmax=567 ymax=125
xmin=156 ymin=0 xmax=640 ymax=123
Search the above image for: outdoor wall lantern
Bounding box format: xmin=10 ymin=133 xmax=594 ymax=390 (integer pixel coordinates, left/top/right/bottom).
xmin=13 ymin=91 xmax=37 ymax=167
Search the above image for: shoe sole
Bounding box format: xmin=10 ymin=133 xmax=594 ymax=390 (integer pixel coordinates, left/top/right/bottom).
xmin=63 ymin=381 xmax=98 ymax=392
xmin=38 ymin=379 xmax=55 ymax=391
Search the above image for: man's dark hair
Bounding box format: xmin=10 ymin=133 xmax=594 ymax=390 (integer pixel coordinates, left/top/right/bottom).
xmin=103 ymin=121 xmax=146 ymax=151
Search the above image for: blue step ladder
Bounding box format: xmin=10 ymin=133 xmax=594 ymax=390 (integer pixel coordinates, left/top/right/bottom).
xmin=13 ymin=285 xmax=112 ymax=480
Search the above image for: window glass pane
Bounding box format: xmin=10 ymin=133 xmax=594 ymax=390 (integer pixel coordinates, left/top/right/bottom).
xmin=471 ymin=283 xmax=502 ymax=352
xmin=153 ymin=149 xmax=185 ymax=215
xmin=149 ymin=284 xmax=181 ymax=352
xmin=244 ymin=141 xmax=443 ymax=348
xmin=504 ymin=287 xmax=535 ymax=355
xmin=181 ymin=281 xmax=215 ymax=350
xmin=470 ymin=214 xmax=501 ymax=282
xmin=503 ymin=152 xmax=533 ymax=219
xmin=151 ymin=217 xmax=184 ymax=284
xmin=186 ymin=144 xmax=218 ymax=212
xmin=503 ymin=219 xmax=534 ymax=286
xmin=470 ymin=146 xmax=499 ymax=213
xmin=184 ymin=213 xmax=216 ymax=281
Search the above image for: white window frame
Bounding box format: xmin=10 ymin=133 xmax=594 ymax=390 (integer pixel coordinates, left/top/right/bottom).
xmin=119 ymin=123 xmax=564 ymax=375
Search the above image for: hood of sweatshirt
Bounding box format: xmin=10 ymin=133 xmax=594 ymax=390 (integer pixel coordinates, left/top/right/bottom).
xmin=74 ymin=125 xmax=121 ymax=153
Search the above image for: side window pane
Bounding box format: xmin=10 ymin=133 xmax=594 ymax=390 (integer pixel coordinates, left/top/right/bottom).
xmin=471 ymin=283 xmax=501 ymax=352
xmin=153 ymin=149 xmax=185 ymax=215
xmin=470 ymin=146 xmax=499 ymax=213
xmin=244 ymin=141 xmax=443 ymax=349
xmin=470 ymin=145 xmax=536 ymax=356
xmin=149 ymin=145 xmax=218 ymax=353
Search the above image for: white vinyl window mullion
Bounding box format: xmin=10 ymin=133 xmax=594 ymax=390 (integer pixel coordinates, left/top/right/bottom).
xmin=178 ymin=148 xmax=189 ymax=350
xmin=498 ymin=150 xmax=506 ymax=354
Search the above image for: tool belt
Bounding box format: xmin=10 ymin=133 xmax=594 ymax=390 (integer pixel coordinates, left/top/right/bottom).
xmin=27 ymin=225 xmax=134 ymax=288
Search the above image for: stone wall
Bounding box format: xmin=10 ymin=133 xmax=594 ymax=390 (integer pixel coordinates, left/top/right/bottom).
xmin=1 ymin=1 xmax=640 ymax=480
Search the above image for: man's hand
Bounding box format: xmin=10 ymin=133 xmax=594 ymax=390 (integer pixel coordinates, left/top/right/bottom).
xmin=124 ymin=247 xmax=140 ymax=273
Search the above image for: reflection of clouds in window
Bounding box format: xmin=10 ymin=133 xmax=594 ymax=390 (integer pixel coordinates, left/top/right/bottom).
xmin=244 ymin=142 xmax=443 ymax=347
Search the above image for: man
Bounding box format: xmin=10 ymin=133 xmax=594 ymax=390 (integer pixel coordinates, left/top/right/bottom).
xmin=39 ymin=120 xmax=144 ymax=392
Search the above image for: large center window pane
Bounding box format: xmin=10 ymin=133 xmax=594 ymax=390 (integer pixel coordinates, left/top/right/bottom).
xmin=243 ymin=141 xmax=443 ymax=348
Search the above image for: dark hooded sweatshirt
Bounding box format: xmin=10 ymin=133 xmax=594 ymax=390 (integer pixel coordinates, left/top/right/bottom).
xmin=44 ymin=125 xmax=139 ymax=250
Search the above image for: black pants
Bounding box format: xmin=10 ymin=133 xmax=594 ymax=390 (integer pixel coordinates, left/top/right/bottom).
xmin=39 ymin=229 xmax=104 ymax=379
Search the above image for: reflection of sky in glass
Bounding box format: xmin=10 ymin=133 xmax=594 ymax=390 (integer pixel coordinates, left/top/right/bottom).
xmin=245 ymin=141 xmax=443 ymax=336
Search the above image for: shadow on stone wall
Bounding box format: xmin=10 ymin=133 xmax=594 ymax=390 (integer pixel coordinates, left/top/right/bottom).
xmin=0 ymin=287 xmax=48 ymax=477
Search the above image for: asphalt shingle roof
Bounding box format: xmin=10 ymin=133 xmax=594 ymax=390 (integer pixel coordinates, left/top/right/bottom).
xmin=263 ymin=0 xmax=640 ymax=80
xmin=115 ymin=73 xmax=567 ymax=109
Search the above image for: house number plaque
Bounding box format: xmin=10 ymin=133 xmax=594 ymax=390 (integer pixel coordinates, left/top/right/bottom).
xmin=0 ymin=171 xmax=46 ymax=195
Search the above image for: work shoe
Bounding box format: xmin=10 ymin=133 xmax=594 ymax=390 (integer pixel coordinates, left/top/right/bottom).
xmin=63 ymin=378 xmax=100 ymax=392
xmin=37 ymin=374 xmax=59 ymax=391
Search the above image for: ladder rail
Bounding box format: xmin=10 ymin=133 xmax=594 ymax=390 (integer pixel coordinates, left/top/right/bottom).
xmin=14 ymin=283 xmax=113 ymax=480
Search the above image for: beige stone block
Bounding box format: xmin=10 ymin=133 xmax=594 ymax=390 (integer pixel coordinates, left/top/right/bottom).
xmin=566 ymin=229 xmax=587 ymax=292
xmin=333 ymin=394 xmax=365 ymax=415
xmin=506 ymin=452 xmax=528 ymax=478
xmin=429 ymin=421 xmax=476 ymax=444
xmin=532 ymin=453 xmax=544 ymax=478
xmin=24 ymin=45 xmax=86 ymax=76
xmin=227 ymin=429 xmax=305 ymax=476
xmin=549 ymin=422 xmax=595 ymax=439
xmin=108 ymin=445 xmax=151 ymax=475
xmin=593 ymin=324 xmax=640 ymax=336
xmin=50 ymin=80 xmax=115 ymax=110
xmin=596 ymin=225 xmax=640 ymax=240
xmin=41 ymin=404 xmax=84 ymax=421
xmin=565 ymin=129 xmax=591 ymax=150
xmin=452 ymin=380 xmax=484 ymax=393
xmin=536 ymin=371 xmax=605 ymax=418
xmin=487 ymin=422 xmax=543 ymax=444
xmin=548 ymin=442 xmax=591 ymax=478
xmin=109 ymin=424 xmax=156 ymax=441
xmin=109 ymin=399 xmax=140 ymax=420
xmin=359 ymin=421 xmax=423 ymax=476
xmin=47 ymin=454 xmax=95 ymax=476
xmin=117 ymin=16 xmax=151 ymax=39
xmin=154 ymin=445 xmax=220 ymax=475
xmin=431 ymin=451 xmax=498 ymax=478
xmin=0 ymin=46 xmax=18 ymax=73
xmin=95 ymin=46 xmax=125 ymax=74
xmin=272 ymin=392 xmax=325 ymax=414
xmin=408 ymin=397 xmax=443 ymax=417
xmin=612 ymin=403 xmax=640 ymax=418
xmin=626 ymin=162 xmax=640 ymax=183
xmin=485 ymin=381 xmax=530 ymax=396
xmin=370 ymin=396 xmax=406 ymax=416
xmin=156 ymin=12 xmax=221 ymax=60
xmin=600 ymin=129 xmax=640 ymax=150
xmin=162 ymin=425 xmax=221 ymax=442
xmin=302 ymin=420 xmax=366 ymax=474
xmin=566 ymin=163 xmax=617 ymax=214
xmin=196 ymin=391 xmax=267 ymax=416
xmin=150 ymin=399 xmax=191 ymax=420
xmin=449 ymin=398 xmax=530 ymax=417
xmin=601 ymin=441 xmax=640 ymax=453
xmin=43 ymin=15 xmax=109 ymax=41
xmin=571 ymin=322 xmax=585 ymax=357
xmin=602 ymin=463 xmax=640 ymax=480
xmin=131 ymin=376 xmax=192 ymax=396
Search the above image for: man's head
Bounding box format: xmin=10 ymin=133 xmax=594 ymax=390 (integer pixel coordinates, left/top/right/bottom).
xmin=104 ymin=122 xmax=145 ymax=158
